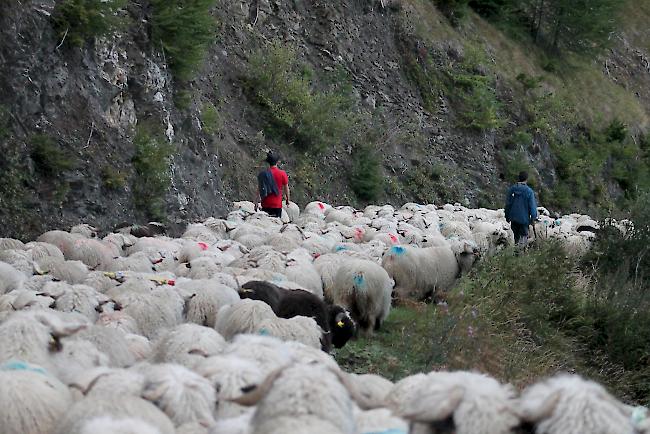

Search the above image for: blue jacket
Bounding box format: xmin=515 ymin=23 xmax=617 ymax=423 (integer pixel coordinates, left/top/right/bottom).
xmin=257 ymin=169 xmax=279 ymax=199
xmin=505 ymin=183 xmax=538 ymax=225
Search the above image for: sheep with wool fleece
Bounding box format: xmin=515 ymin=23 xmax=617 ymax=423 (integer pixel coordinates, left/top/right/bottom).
xmin=35 ymin=258 xmax=89 ymax=284
xmin=0 ymin=248 xmax=35 ymax=275
xmin=50 ymin=338 xmax=110 ymax=384
xmin=233 ymin=200 xmax=257 ymax=213
xmin=210 ymin=409 xmax=254 ymax=434
xmin=183 ymin=223 xmax=221 ymax=244
xmin=0 ymin=237 xmax=25 ymax=250
xmin=0 ymin=261 xmax=26 ymax=293
xmin=64 ymin=237 xmax=115 ymax=270
xmin=229 ymin=362 xmax=362 ymax=434
xmin=82 ymin=270 xmax=121 ymax=292
xmin=363 ymin=204 xmax=382 ymax=218
xmin=283 ymin=200 xmax=301 ymax=221
xmin=36 ymin=229 xmax=84 ymax=258
xmin=71 ymin=324 xmax=136 ymax=367
xmin=354 ymin=408 xmax=409 ymax=434
xmin=151 ymin=323 xmax=227 ymax=369
xmin=125 ymin=333 xmax=152 ymax=361
xmin=125 ymin=236 xmax=181 ymax=257
xmin=104 ymin=250 xmax=157 ymax=272
xmin=256 ymin=314 xmax=323 ymax=348
xmin=303 ymin=200 xmax=332 ymax=217
xmin=313 ymin=252 xmax=346 ymax=302
xmin=54 ymin=392 xmax=175 ymax=434
xmin=330 ymin=258 xmax=393 ymax=335
xmin=70 ymin=223 xmax=99 ymax=238
xmin=325 ymin=207 xmax=356 ymax=226
xmin=385 ymin=371 xmax=520 ymax=434
xmin=0 ymin=310 xmax=87 ymax=372
xmin=24 ymin=240 xmax=66 ymax=262
xmin=196 ymin=355 xmax=264 ymax=418
xmin=301 ymin=233 xmax=336 ymax=258
xmin=96 ymin=311 xmax=141 ymax=334
xmin=181 ymin=279 xmax=240 ymax=327
xmin=137 ymin=362 xmax=217 ymax=427
xmin=382 ymin=245 xmax=462 ymax=300
xmin=222 ymin=334 xmax=294 ymax=376
xmin=346 ymin=373 xmax=395 ymax=409
xmin=214 ymin=299 xmax=278 ymax=340
xmin=0 ymin=289 xmax=55 ymax=312
xmin=102 ymin=232 xmax=135 ymax=256
xmin=516 ymin=373 xmax=650 ymax=434
xmin=0 ymin=361 xmax=74 ymax=434
xmin=180 ymin=256 xmax=233 ymax=280
xmin=49 ymin=284 xmax=109 ymax=321
xmin=202 ymin=217 xmax=237 ymax=238
xmin=283 ymin=260 xmax=324 ymax=298
xmin=80 ymin=417 xmax=163 ymax=434
xmin=470 ymin=220 xmax=511 ymax=255
xmin=116 ymin=286 xmax=185 ymax=340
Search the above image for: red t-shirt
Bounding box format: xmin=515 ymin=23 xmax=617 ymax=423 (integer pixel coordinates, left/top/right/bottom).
xmin=261 ymin=166 xmax=289 ymax=209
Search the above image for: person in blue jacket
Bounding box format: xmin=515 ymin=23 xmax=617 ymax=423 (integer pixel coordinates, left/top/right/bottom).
xmin=505 ymin=171 xmax=538 ymax=246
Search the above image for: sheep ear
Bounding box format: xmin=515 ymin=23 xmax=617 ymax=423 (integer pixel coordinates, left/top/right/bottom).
xmin=142 ymin=381 xmax=169 ymax=402
xmin=228 ymin=364 xmax=288 ymax=406
xmin=518 ymin=390 xmax=561 ymax=423
xmin=35 ymin=313 xmax=87 ymax=338
xmin=331 ymin=369 xmax=381 ymax=410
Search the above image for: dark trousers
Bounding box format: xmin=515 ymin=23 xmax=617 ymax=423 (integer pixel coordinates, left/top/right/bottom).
xmin=511 ymin=222 xmax=529 ymax=245
xmin=262 ymin=207 xmax=282 ymax=218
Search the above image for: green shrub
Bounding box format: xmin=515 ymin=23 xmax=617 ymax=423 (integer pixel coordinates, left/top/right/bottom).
xmin=173 ymin=90 xmax=194 ymax=111
xmin=435 ymin=0 xmax=469 ymax=26
xmin=350 ymin=143 xmax=383 ymax=202
xmin=201 ymin=103 xmax=222 ymax=135
xmin=451 ymin=72 xmax=503 ymax=130
xmin=131 ymin=128 xmax=173 ymax=220
xmin=101 ymin=166 xmax=127 ymax=190
xmin=246 ymin=43 xmax=354 ymax=152
xmin=150 ymin=0 xmax=218 ymax=81
xmin=29 ymin=134 xmax=76 ymax=177
xmin=51 ymin=0 xmax=126 ymax=47
xmin=0 ymin=106 xmax=10 ymax=140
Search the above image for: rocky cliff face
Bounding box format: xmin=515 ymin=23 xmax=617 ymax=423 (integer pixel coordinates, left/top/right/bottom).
xmin=1 ymin=0 xmax=648 ymax=239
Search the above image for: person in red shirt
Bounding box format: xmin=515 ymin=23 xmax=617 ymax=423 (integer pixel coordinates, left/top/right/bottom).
xmin=254 ymin=152 xmax=290 ymax=217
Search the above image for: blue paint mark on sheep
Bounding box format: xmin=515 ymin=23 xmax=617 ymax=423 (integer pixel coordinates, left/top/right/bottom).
xmin=1 ymin=361 xmax=47 ymax=375
xmin=258 ymin=328 xmax=270 ymax=336
xmin=353 ymin=273 xmax=365 ymax=287
xmin=335 ymin=245 xmax=349 ymax=252
xmin=390 ymin=246 xmax=406 ymax=256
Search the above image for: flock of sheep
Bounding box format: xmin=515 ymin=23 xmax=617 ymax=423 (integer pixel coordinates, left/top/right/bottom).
xmin=0 ymin=199 xmax=640 ymax=434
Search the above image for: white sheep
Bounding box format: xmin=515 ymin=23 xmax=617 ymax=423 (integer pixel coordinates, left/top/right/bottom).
xmin=230 ymin=362 xmax=358 ymax=434
xmin=140 ymin=363 xmax=217 ymax=427
xmin=517 ymin=374 xmax=645 ymax=434
xmin=80 ymin=416 xmax=163 ymax=434
xmin=330 ymin=258 xmax=393 ymax=335
xmin=182 ymin=279 xmax=240 ymax=327
xmin=256 ymin=315 xmax=323 ymax=349
xmin=0 ymin=261 xmax=26 ymax=293
xmin=151 ymin=323 xmax=227 ymax=369
xmin=385 ymin=371 xmax=520 ymax=434
xmin=0 ymin=237 xmax=25 ymax=250
xmin=0 ymin=361 xmax=74 ymax=434
xmin=283 ymin=201 xmax=300 ymax=222
xmin=71 ymin=324 xmax=136 ymax=367
xmin=214 ymin=299 xmax=277 ymax=340
xmin=382 ymin=244 xmax=470 ymax=300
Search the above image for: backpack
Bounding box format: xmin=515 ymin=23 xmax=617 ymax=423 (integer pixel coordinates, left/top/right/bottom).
xmin=258 ymin=169 xmax=279 ymax=199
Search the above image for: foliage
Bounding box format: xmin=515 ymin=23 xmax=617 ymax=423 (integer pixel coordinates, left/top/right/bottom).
xmin=101 ymin=166 xmax=127 ymax=191
xmin=450 ymin=71 xmax=503 ymax=130
xmin=0 ymin=106 xmax=10 ymax=140
xmin=246 ymin=43 xmax=354 ymax=152
xmin=350 ymin=143 xmax=383 ymax=202
xmin=29 ymin=134 xmax=76 ymax=177
xmin=173 ymin=90 xmax=194 ymax=111
xmin=150 ymin=0 xmax=218 ymax=81
xmin=201 ymin=103 xmax=222 ymax=135
xmin=468 ymin=0 xmax=624 ymax=54
xmin=131 ymin=127 xmax=173 ymax=220
xmin=51 ymin=0 xmax=126 ymax=47
xmin=435 ymin=0 xmax=470 ymax=26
